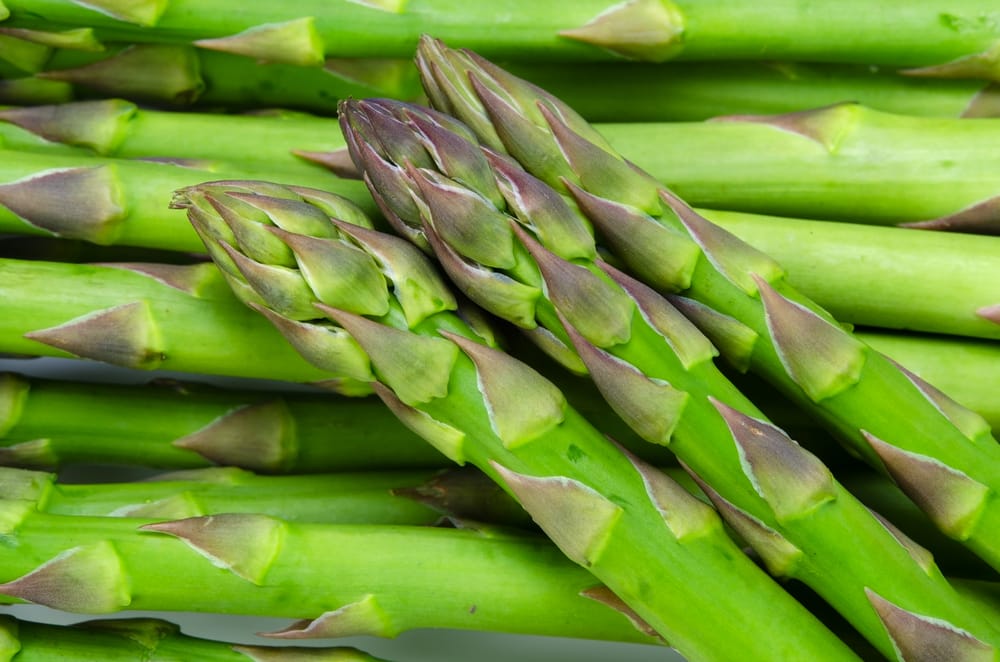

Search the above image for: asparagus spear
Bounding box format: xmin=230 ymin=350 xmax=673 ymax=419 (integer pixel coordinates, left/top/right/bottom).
xmin=415 ymin=37 xmax=1000 ymax=569
xmin=340 ymin=97 xmax=1000 ymax=657
xmin=170 ymin=179 xmax=859 ymax=660
xmin=5 ymin=0 xmax=1000 ymax=74
xmin=0 ymin=614 xmax=388 ymax=661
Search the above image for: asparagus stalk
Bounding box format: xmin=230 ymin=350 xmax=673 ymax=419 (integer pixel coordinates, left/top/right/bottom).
xmin=340 ymin=97 xmax=1000 ymax=658
xmin=0 ymin=147 xmax=374 ymax=251
xmin=5 ymin=0 xmax=1000 ymax=74
xmin=0 ymin=614 xmax=388 ymax=661
xmin=0 ymin=506 xmax=662 ymax=646
xmin=1 ymin=255 xmax=996 ymax=431
xmin=415 ymin=37 xmax=1000 ymax=569
xmin=170 ymin=179 xmax=859 ymax=660
xmin=0 ymin=465 xmax=473 ymax=526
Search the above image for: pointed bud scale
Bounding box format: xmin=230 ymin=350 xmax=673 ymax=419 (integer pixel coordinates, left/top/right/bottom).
xmin=249 ymin=303 xmax=374 ymax=385
xmin=979 ymin=304 xmax=1000 ymax=327
xmin=0 ymin=500 xmax=33 ymax=535
xmin=25 ymin=301 xmax=164 ymax=369
xmin=889 ymin=358 xmax=992 ymax=443
xmin=423 ymin=218 xmax=540 ymax=328
xmin=561 ymin=316 xmax=687 ymax=446
xmin=623 ymin=447 xmax=718 ymax=540
xmin=332 ymin=220 xmax=457 ymax=327
xmin=268 ymin=228 xmax=391 ymax=319
xmin=0 ymin=541 xmax=131 ymax=613
xmin=519 ymin=324 xmax=588 ymax=374
xmin=141 ymin=513 xmax=286 ymax=585
xmin=485 ymin=149 xmax=596 ymax=262
xmin=350 ymin=138 xmax=424 ymax=229
xmin=0 ymin=31 xmax=51 ymax=74
xmin=0 ymin=467 xmax=53 ymax=503
xmin=0 ymin=439 xmax=55 ymax=469
xmin=0 ymin=373 xmax=29 ymax=437
xmin=100 ymin=262 xmax=216 ymax=297
xmin=902 ymin=195 xmax=1000 ymax=235
xmin=319 ymin=305 xmax=457 ymax=407
xmin=0 ymin=166 xmax=126 ymax=243
xmin=663 ymin=190 xmax=785 ymax=296
xmin=558 ymin=0 xmax=685 ymax=61
xmin=580 ymin=586 xmax=663 ymax=642
xmin=668 ymin=295 xmax=759 ymax=373
xmin=403 ymin=110 xmax=505 ymax=209
xmin=287 ymin=186 xmax=375 ymax=230
xmin=442 ymin=331 xmax=566 ymax=449
xmin=691 ymin=474 xmax=803 ymax=577
xmin=902 ymin=43 xmax=1000 ymax=81
xmin=235 ymin=646 xmax=384 ymax=662
xmin=172 ymin=400 xmax=296 ymax=472
xmin=293 ymin=148 xmax=361 ymax=180
xmin=712 ymin=103 xmax=860 ymax=153
xmin=372 ymin=382 xmax=465 ymax=464
xmin=261 ymin=594 xmax=397 ymax=639
xmin=493 ymin=463 xmax=622 ymax=568
xmin=40 ymin=45 xmax=205 ymax=105
xmin=514 ymin=224 xmax=634 ymax=348
xmin=565 ymin=180 xmax=700 ymax=291
xmin=598 ymin=261 xmax=718 ymax=370
xmin=754 ymin=275 xmax=867 ymax=402
xmin=468 ymin=73 xmax=579 ymax=186
xmin=223 ymin=192 xmax=340 ymax=239
xmin=711 ymin=398 xmax=837 ymax=521
xmin=867 ymin=509 xmax=938 ymax=576
xmin=206 ymin=193 xmax=296 ymax=268
xmin=0 ymin=99 xmax=134 ymax=154
xmin=862 ymin=431 xmax=989 ymax=540
xmin=71 ymin=0 xmax=168 ymax=26
xmin=348 ymin=100 xmax=434 ymax=170
xmin=866 ymin=589 xmax=996 ymax=662
xmin=0 ymin=27 xmax=103 ymax=52
xmin=195 ymin=18 xmax=325 ymax=67
xmin=540 ymin=103 xmax=663 ymax=213
xmin=220 ymin=243 xmax=317 ymax=320
xmin=408 ymin=167 xmax=517 ymax=269
xmin=324 ymin=56 xmax=417 ymax=96
xmin=112 ymin=492 xmax=203 ymax=520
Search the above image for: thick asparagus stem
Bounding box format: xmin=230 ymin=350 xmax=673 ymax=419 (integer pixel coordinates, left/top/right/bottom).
xmin=0 ymin=506 xmax=660 ymax=646
xmin=340 ymin=97 xmax=1000 ymax=658
xmin=0 ymin=147 xmax=374 ymax=251
xmin=414 ymin=37 xmax=1000 ymax=570
xmin=0 ymin=614 xmax=388 ymax=661
xmin=170 ymin=179 xmax=859 ymax=660
xmin=5 ymin=0 xmax=1000 ymax=74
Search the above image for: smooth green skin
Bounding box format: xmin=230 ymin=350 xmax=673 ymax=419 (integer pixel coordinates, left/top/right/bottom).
xmin=5 ymin=0 xmax=1000 ymax=69
xmin=507 ymin=61 xmax=1000 ymax=122
xmin=0 ymin=148 xmax=375 ymax=251
xmin=0 ymin=259 xmax=343 ymax=383
xmin=0 ymin=374 xmax=441 ymax=471
xmin=0 ymin=77 xmax=73 ymax=105
xmin=8 ymin=466 xmax=453 ymax=526
xmin=599 ymin=105 xmax=1000 ymax=226
xmin=0 ymin=509 xmax=658 ymax=645
xmin=705 ymin=210 xmax=1000 ymax=341
xmin=0 ymin=615 xmax=387 ymax=661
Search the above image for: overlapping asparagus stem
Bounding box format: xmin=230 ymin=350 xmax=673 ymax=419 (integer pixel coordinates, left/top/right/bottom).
xmin=340 ymin=97 xmax=1000 ymax=658
xmin=0 ymin=614 xmax=388 ymax=661
xmin=170 ymin=179 xmax=859 ymax=660
xmin=0 ymin=147 xmax=373 ymax=251
xmin=415 ymin=38 xmax=1000 ymax=570
xmin=5 ymin=0 xmax=1000 ymax=74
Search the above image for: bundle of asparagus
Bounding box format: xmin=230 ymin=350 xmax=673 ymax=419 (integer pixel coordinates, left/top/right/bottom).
xmin=2 ymin=4 xmax=1000 ymax=660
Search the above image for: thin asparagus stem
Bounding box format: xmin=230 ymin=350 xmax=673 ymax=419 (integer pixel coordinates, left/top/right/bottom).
xmin=170 ymin=179 xmax=860 ymax=660
xmin=414 ymin=37 xmax=1000 ymax=572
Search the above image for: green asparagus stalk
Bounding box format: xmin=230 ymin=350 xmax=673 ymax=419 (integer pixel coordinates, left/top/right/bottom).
xmin=1 ymin=255 xmax=996 ymax=433
xmin=0 ymin=614 xmax=388 ymax=661
xmin=0 ymin=147 xmax=374 ymax=251
xmin=0 ymin=76 xmax=72 ymax=105
xmin=340 ymin=97 xmax=1000 ymax=658
xmin=0 ymin=506 xmax=661 ymax=646
xmin=0 ymin=465 xmax=473 ymax=526
xmin=415 ymin=37 xmax=1000 ymax=569
xmin=170 ymin=179 xmax=860 ymax=660
xmin=5 ymin=0 xmax=1000 ymax=74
